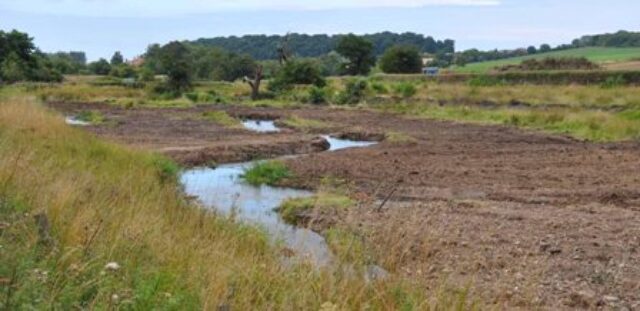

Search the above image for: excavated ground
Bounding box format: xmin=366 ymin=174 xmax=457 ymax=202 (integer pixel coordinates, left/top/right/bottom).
xmin=50 ymin=101 xmax=640 ymax=310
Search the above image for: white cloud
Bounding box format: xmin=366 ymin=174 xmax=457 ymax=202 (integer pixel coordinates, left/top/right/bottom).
xmin=0 ymin=0 xmax=500 ymax=17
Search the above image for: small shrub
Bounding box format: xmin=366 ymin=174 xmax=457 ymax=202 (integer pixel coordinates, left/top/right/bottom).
xmin=150 ymin=83 xmax=181 ymax=100
xmin=76 ymin=110 xmax=105 ymax=124
xmin=468 ymin=76 xmax=504 ymax=87
xmin=393 ymin=83 xmax=417 ymax=99
xmin=335 ymin=79 xmax=368 ymax=105
xmin=277 ymin=193 xmax=353 ymax=225
xmin=308 ymin=86 xmax=327 ymax=104
xmin=185 ymin=92 xmax=216 ymax=103
xmin=371 ymin=82 xmax=389 ymax=94
xmin=242 ymin=161 xmax=291 ymax=186
xmin=601 ymin=75 xmax=626 ymax=89
xmin=151 ymin=156 xmax=180 ymax=183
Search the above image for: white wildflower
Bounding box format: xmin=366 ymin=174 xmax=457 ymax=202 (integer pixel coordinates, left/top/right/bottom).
xmin=105 ymin=262 xmax=120 ymax=271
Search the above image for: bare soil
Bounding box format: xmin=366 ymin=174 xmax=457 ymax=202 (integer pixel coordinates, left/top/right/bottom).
xmin=49 ymin=101 xmax=640 ymax=310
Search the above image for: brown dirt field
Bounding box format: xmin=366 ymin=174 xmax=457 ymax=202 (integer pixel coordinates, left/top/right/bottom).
xmin=49 ymin=102 xmax=640 ymax=310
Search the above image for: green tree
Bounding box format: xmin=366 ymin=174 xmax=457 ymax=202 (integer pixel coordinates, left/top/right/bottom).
xmin=158 ymin=41 xmax=192 ymax=94
xmin=379 ymin=45 xmax=423 ymax=74
xmin=109 ymin=63 xmax=137 ymax=78
xmin=1 ymin=52 xmax=29 ymax=82
xmin=539 ymin=44 xmax=552 ymax=53
xmin=527 ymin=46 xmax=537 ymax=54
xmin=336 ymin=34 xmax=376 ymax=75
xmin=110 ymin=51 xmax=124 ymax=65
xmin=317 ymin=51 xmax=348 ymax=76
xmin=0 ymin=30 xmax=62 ymax=82
xmin=88 ymin=58 xmax=111 ymax=75
xmin=268 ymin=59 xmax=326 ymax=92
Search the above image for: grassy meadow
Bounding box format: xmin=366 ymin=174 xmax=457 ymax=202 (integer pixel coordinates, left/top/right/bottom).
xmin=453 ymin=47 xmax=640 ymax=73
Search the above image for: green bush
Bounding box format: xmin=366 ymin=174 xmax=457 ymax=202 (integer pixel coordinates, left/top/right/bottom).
xmin=76 ymin=110 xmax=105 ymax=124
xmin=268 ymin=60 xmax=326 ymax=92
xmin=277 ymin=193 xmax=353 ymax=225
xmin=335 ymin=79 xmax=368 ymax=105
xmin=371 ymin=82 xmax=389 ymax=94
xmin=109 ymin=64 xmax=137 ymax=78
xmin=393 ymin=82 xmax=417 ymax=99
xmin=242 ymin=161 xmax=291 ymax=186
xmin=151 ymin=155 xmax=180 ymax=183
xmin=185 ymin=92 xmax=216 ymax=103
xmin=601 ymin=75 xmax=627 ymax=89
xmin=468 ymin=76 xmax=504 ymax=87
xmin=307 ymin=86 xmax=327 ymax=104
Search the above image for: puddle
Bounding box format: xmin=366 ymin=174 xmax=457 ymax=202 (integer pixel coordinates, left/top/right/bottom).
xmin=323 ymin=135 xmax=378 ymax=151
xmin=180 ymin=162 xmax=333 ymax=266
xmin=242 ymin=120 xmax=280 ymax=133
xmin=65 ymin=116 xmax=90 ymax=126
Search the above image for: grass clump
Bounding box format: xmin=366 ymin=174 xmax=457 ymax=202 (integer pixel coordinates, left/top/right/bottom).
xmin=393 ymin=82 xmax=417 ymax=99
xmin=277 ymin=193 xmax=354 ymax=225
xmin=242 ymin=161 xmax=291 ymax=186
xmin=385 ymin=131 xmax=417 ymax=144
xmin=281 ymin=115 xmax=331 ymax=131
xmin=325 ymin=228 xmax=370 ymax=265
xmin=200 ymin=111 xmax=239 ymax=127
xmin=75 ymin=110 xmax=105 ymax=124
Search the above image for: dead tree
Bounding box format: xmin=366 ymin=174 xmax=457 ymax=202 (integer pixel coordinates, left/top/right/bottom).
xmin=243 ymin=65 xmax=263 ymax=101
xmin=277 ymin=33 xmax=292 ymax=65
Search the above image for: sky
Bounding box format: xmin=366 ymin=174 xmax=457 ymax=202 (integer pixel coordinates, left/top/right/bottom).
xmin=0 ymin=0 xmax=638 ymax=61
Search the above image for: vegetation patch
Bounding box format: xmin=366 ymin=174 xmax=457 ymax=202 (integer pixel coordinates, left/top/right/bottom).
xmin=496 ymin=57 xmax=599 ymax=71
xmin=200 ymin=110 xmax=239 ymax=127
xmin=76 ymin=110 xmax=106 ymax=124
xmin=242 ymin=161 xmax=291 ymax=186
xmin=385 ymin=131 xmax=417 ymax=144
xmin=277 ymin=193 xmax=354 ymax=225
xmin=385 ymin=103 xmax=640 ymax=142
xmin=325 ymin=228 xmax=370 ymax=265
xmin=279 ymin=116 xmax=331 ymax=131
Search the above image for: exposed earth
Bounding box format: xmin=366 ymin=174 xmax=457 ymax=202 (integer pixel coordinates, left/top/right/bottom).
xmin=49 ymin=101 xmax=640 ymax=310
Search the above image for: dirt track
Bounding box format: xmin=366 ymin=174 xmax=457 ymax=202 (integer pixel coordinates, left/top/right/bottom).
xmin=50 ymin=102 xmax=640 ymax=309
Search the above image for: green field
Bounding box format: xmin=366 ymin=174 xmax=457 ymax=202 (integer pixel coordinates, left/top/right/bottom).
xmin=453 ymin=47 xmax=640 ymax=73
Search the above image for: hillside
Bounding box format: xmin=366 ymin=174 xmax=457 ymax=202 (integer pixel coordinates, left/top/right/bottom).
xmin=453 ymin=47 xmax=640 ymax=73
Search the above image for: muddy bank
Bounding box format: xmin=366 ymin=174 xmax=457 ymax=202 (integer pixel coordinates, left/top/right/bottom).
xmin=164 ymin=136 xmax=329 ymax=166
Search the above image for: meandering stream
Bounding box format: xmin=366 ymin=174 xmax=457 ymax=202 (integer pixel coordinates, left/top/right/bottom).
xmin=180 ymin=121 xmax=379 ymax=266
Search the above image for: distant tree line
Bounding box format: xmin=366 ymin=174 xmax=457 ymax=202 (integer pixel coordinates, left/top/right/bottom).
xmin=572 ymin=30 xmax=640 ymax=48
xmin=190 ymin=32 xmax=454 ymax=60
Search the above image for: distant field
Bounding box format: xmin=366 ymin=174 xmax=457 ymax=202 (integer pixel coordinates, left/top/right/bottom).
xmin=453 ymin=47 xmax=640 ymax=73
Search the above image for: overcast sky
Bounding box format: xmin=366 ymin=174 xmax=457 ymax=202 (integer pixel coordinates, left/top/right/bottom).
xmin=0 ymin=0 xmax=638 ymax=61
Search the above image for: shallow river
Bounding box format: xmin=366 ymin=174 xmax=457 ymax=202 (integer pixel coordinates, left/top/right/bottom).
xmin=180 ymin=124 xmax=378 ymax=266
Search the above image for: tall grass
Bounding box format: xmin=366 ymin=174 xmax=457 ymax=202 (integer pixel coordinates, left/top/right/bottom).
xmin=379 ymin=102 xmax=640 ymax=141
xmin=0 ymin=97 xmax=461 ymax=309
xmin=242 ymin=161 xmax=291 ymax=186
